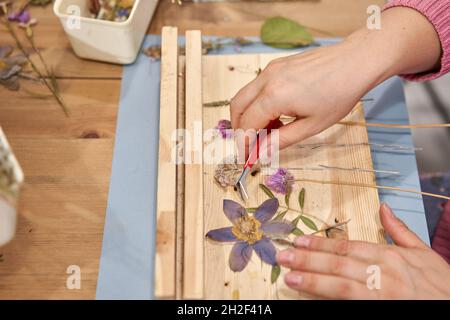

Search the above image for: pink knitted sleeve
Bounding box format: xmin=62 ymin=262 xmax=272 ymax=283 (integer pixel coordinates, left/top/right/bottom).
xmin=383 ymin=0 xmax=450 ymax=81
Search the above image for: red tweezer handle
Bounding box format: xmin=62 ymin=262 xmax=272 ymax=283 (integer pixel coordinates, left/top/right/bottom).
xmin=244 ymin=119 xmax=283 ymax=169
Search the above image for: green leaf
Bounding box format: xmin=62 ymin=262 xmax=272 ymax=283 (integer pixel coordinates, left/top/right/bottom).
xmin=261 ymin=17 xmax=314 ymax=49
xmin=284 ymin=192 xmax=290 ymax=208
xmin=246 ymin=207 xmax=258 ymax=213
xmin=298 ymin=188 xmax=305 ymax=211
xmin=292 ymin=228 xmax=304 ymax=236
xmin=300 ymin=216 xmax=318 ymax=231
xmin=271 ymin=264 xmax=281 ymax=284
xmin=259 ymin=184 xmax=275 ymax=199
xmin=292 ymin=215 xmax=301 ymax=227
xmin=274 ymin=209 xmax=288 ymax=221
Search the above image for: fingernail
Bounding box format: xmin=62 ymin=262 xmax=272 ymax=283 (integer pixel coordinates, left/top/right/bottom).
xmin=285 ymin=273 xmax=303 ymax=286
xmin=294 ymin=236 xmax=311 ymax=248
xmin=277 ymin=250 xmax=294 ymax=264
xmin=382 ymin=203 xmax=395 ymax=218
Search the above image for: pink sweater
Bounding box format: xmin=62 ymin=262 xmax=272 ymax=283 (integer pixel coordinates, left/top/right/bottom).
xmin=384 ymin=0 xmax=450 ymax=81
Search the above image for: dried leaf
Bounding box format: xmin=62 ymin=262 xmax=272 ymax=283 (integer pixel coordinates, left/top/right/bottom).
xmin=203 ymin=100 xmax=231 ymax=108
xmin=22 ymin=86 xmax=52 ymax=99
xmin=271 ymin=264 xmax=281 ymax=284
xmin=259 ymin=184 xmax=275 ymax=199
xmin=234 ymin=37 xmax=253 ymax=46
xmin=0 ymin=75 xmax=20 ymax=91
xmin=284 ymin=192 xmax=290 ymax=208
xmin=49 ymin=69 xmax=60 ymax=93
xmin=326 ymin=227 xmax=348 ymax=240
xmin=29 ymin=0 xmax=53 ymax=6
xmin=300 ymin=216 xmax=318 ymax=231
xmin=274 ymin=209 xmax=288 ymax=220
xmin=298 ymin=187 xmax=305 ymax=210
xmin=292 ymin=228 xmax=304 ymax=236
xmin=143 ymin=46 xmax=161 ymax=60
xmin=292 ymin=215 xmax=301 ymax=226
xmin=261 ymin=17 xmax=314 ymax=49
xmin=246 ymin=207 xmax=258 ymax=213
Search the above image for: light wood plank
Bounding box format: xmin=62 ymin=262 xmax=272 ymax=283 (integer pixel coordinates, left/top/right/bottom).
xmin=155 ymin=27 xmax=179 ymax=299
xmin=201 ymin=52 xmax=384 ymax=300
xmin=183 ymin=30 xmax=204 ymax=299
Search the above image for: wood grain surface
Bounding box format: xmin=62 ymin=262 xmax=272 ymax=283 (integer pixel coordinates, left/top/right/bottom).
xmin=0 ymin=0 xmax=385 ymax=299
xmin=155 ymin=26 xmax=179 ymax=299
xmin=183 ymin=30 xmax=205 ymax=299
xmin=201 ymin=52 xmax=384 ymax=300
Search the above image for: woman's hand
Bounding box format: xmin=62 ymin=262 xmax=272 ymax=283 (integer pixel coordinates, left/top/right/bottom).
xmin=276 ymin=204 xmax=450 ymax=299
xmin=230 ymin=7 xmax=441 ymax=150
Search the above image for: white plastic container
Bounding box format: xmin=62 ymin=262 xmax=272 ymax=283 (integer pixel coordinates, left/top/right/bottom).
xmin=0 ymin=126 xmax=24 ymax=247
xmin=53 ymin=0 xmax=159 ymax=64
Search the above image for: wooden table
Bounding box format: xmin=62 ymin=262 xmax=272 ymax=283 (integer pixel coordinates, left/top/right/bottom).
xmin=0 ymin=0 xmax=385 ymax=299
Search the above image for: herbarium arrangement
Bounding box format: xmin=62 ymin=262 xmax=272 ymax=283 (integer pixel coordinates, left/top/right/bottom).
xmin=0 ymin=0 xmax=69 ymax=116
xmin=208 ymin=162 xmax=348 ymax=284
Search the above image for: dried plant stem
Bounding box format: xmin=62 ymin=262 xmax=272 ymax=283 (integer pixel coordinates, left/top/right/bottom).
xmin=310 ymin=219 xmax=351 ymax=236
xmin=271 ymin=219 xmax=350 ymax=247
xmin=27 ymin=34 xmax=51 ymax=77
xmin=269 ymin=165 xmax=400 ymax=176
xmin=2 ymin=17 xmax=69 ymax=116
xmin=278 ymin=205 xmax=329 ymax=226
xmin=296 ymin=179 xmax=450 ymax=201
xmin=339 ymin=121 xmax=450 ymax=129
xmin=297 ymin=142 xmax=421 ymax=152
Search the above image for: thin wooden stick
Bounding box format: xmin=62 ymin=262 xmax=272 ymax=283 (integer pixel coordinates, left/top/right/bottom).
xmin=264 ymin=165 xmax=400 ymax=176
xmin=296 ymin=179 xmax=450 ymax=201
xmin=339 ymin=121 xmax=450 ymax=129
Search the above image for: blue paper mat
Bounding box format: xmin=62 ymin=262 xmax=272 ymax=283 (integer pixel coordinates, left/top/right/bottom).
xmin=96 ymin=35 xmax=429 ymax=300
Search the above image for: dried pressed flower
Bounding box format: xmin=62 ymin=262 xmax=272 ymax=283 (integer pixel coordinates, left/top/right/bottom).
xmin=143 ymin=45 xmax=161 ymax=60
xmin=206 ymin=198 xmax=294 ymax=272
xmin=0 ymin=45 xmax=27 ymax=91
xmin=214 ymin=157 xmax=240 ymax=188
xmin=215 ymin=119 xmax=233 ymax=139
xmin=265 ymin=168 xmax=295 ymax=195
xmin=8 ymin=9 xmax=31 ymax=24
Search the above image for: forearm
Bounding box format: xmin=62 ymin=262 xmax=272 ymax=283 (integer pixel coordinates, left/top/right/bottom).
xmin=342 ymin=6 xmax=442 ymax=87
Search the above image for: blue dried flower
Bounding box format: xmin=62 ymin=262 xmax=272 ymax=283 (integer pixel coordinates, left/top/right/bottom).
xmin=206 ymin=198 xmax=293 ymax=272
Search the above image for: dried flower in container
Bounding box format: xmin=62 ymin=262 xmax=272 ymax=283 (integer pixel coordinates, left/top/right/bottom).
xmin=206 ymin=198 xmax=294 ymax=272
xmin=265 ymin=168 xmax=295 ymax=195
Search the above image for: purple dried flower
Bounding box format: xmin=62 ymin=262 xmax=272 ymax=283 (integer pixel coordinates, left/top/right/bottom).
xmin=8 ymin=10 xmax=30 ymax=24
xmin=206 ymin=198 xmax=293 ymax=272
xmin=265 ymin=168 xmax=295 ymax=195
xmin=215 ymin=119 xmax=233 ymax=139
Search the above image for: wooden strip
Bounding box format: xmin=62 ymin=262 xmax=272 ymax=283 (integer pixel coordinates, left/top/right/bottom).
xmin=183 ymin=30 xmax=204 ymax=299
xmin=175 ymin=55 xmax=186 ymax=300
xmin=155 ymin=26 xmax=178 ymax=299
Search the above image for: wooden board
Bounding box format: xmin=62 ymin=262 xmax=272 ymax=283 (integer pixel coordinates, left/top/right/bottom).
xmin=156 ymin=29 xmax=385 ymax=299
xmin=183 ymin=30 xmax=205 ymax=299
xmin=201 ymin=53 xmax=385 ymax=299
xmin=155 ymin=26 xmax=179 ymax=299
